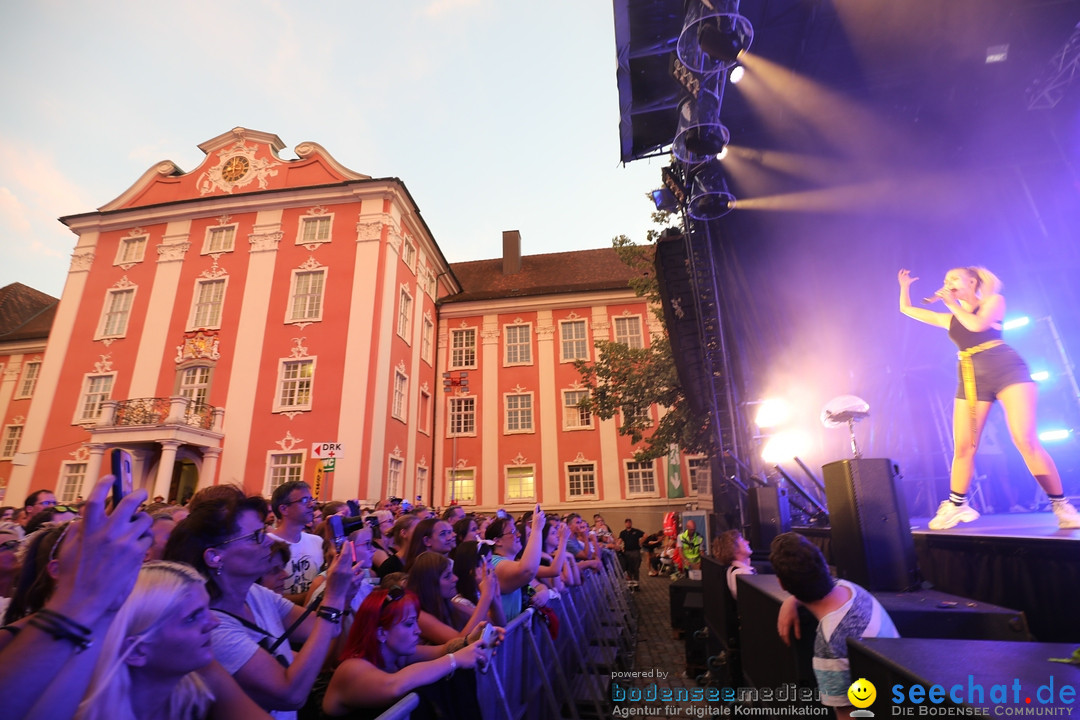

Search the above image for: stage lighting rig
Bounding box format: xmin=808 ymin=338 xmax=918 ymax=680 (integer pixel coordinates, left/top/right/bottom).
xmin=687 ymin=160 xmax=736 ymax=221
xmin=678 ymin=0 xmax=754 ymax=73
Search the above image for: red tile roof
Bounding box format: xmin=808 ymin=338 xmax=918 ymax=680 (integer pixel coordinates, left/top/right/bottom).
xmin=0 ymin=283 xmax=58 ymax=342
xmin=444 ymin=247 xmax=643 ymax=303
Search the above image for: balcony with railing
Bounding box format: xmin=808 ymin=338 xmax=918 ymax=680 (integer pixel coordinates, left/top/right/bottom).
xmin=92 ymin=396 xmax=224 ymax=446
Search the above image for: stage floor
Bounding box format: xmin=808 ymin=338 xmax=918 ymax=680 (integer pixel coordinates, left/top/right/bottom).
xmin=908 ymin=510 xmax=1080 ymax=541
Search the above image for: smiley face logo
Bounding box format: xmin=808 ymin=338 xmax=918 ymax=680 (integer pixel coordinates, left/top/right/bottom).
xmin=848 ymin=678 xmax=876 ymax=709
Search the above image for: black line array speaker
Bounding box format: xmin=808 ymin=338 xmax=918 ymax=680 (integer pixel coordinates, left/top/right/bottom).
xmin=747 ymin=484 xmax=790 ymax=550
xmin=823 ymin=458 xmax=917 ymax=591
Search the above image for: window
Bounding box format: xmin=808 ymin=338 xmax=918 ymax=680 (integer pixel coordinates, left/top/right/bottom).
xmin=397 ymin=288 xmax=413 ymax=340
xmin=98 ymin=288 xmax=135 ymax=338
xmin=59 ymin=463 xmax=87 ymax=503
xmin=204 ymin=226 xmax=236 ymax=254
xmin=562 ymin=389 xmax=592 ymax=430
xmin=268 ymin=453 xmax=304 ymax=494
xmin=388 ymin=456 xmax=403 ymax=498
xmin=688 ymin=457 xmax=710 ymax=494
xmin=626 ymin=460 xmax=657 ymax=495
xmin=178 ymin=366 xmax=211 ymax=405
xmin=504 ymin=324 xmax=531 ymax=365
xmin=275 ymin=359 xmax=314 ymax=412
xmin=418 ymin=389 xmax=431 ymax=434
xmin=450 ymin=328 xmax=476 ymax=369
xmin=416 ymin=465 xmax=428 ymax=493
xmin=448 ymin=397 xmax=476 ymax=436
xmin=505 ymin=393 xmax=534 ymax=433
xmin=116 ymin=235 xmax=147 ymax=264
xmin=560 ymin=320 xmax=589 ymax=362
xmin=567 ymin=463 xmax=597 ymax=498
xmin=77 ymin=374 xmax=114 ymax=423
xmin=401 ymin=240 xmax=416 ymax=269
xmin=191 ymin=279 xmax=226 ymax=329
xmin=621 ymin=404 xmax=653 ymax=428
xmin=289 ymin=269 xmax=325 ymax=322
xmin=614 ymin=316 xmax=644 ymax=348
xmin=300 ymin=216 xmax=332 ymax=244
xmin=448 ymin=468 xmax=476 ymax=503
xmin=1 ymin=424 xmax=23 ymax=459
xmin=421 ymin=315 xmax=434 ymax=364
xmin=506 ymin=466 xmax=535 ymax=501
xmin=392 ymin=370 xmax=408 ymax=421
xmin=16 ymin=361 xmax=41 ymax=399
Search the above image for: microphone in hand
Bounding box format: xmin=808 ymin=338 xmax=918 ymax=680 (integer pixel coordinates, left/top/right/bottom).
xmin=922 ymin=287 xmax=953 ymax=304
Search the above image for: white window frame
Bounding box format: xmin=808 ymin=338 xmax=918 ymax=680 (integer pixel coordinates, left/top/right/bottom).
xmin=625 ymin=459 xmax=659 ymax=497
xmin=687 ymin=456 xmax=709 ymax=494
xmin=416 ymin=465 xmax=429 ymax=494
xmin=418 ymin=388 xmax=432 ymax=435
xmin=447 ymin=466 xmax=477 ymax=504
xmin=614 ymin=315 xmax=644 ymax=348
xmin=266 ymin=450 xmax=306 ymax=496
xmin=388 ymin=455 xmax=404 ymax=498
xmin=177 ymin=365 xmax=212 ymax=406
xmin=504 ymin=392 xmax=534 ymax=434
xmin=562 ymin=388 xmax=593 ymax=430
xmin=503 ymin=323 xmax=532 ymax=366
xmin=1 ymin=424 xmax=23 ymax=460
xmin=286 ymin=267 xmax=327 ymax=324
xmin=114 ymin=234 xmax=148 ymax=265
xmin=449 ymin=327 xmax=477 ymax=370
xmin=297 ymin=214 xmax=333 ymax=246
xmin=96 ymin=286 xmax=136 ymax=340
xmin=447 ymin=396 xmax=477 ymax=437
xmin=73 ymin=372 xmax=116 ymax=424
xmin=202 ymin=224 xmax=237 ymax=254
xmin=566 ymin=461 xmax=598 ymax=500
xmin=401 ymin=239 xmax=417 ymax=271
xmin=392 ymin=369 xmax=408 ymax=422
xmin=621 ymin=404 xmax=654 ymax=429
xmin=273 ymin=358 xmax=315 ymax=413
xmin=188 ymin=278 xmax=228 ymax=331
xmin=397 ymin=287 xmax=413 ymax=341
xmin=58 ymin=462 xmax=87 ymax=503
xmin=15 ymin=360 xmax=42 ymax=399
xmin=559 ymin=319 xmax=589 ymax=362
xmin=421 ymin=314 xmax=434 ymax=365
xmin=505 ymin=465 xmax=536 ymax=503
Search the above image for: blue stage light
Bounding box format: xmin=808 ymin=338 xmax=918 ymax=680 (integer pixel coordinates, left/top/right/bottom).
xmin=1038 ymin=429 xmax=1071 ymax=442
xmin=1003 ymin=316 xmax=1030 ymax=330
xmin=1030 ymin=370 xmax=1050 ymax=382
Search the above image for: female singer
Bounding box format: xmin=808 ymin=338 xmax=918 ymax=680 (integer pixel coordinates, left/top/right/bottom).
xmin=898 ymin=267 xmax=1080 ymax=529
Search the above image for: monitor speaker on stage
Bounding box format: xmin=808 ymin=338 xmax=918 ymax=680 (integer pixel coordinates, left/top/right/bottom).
xmin=823 ymin=458 xmax=917 ymax=592
xmin=748 ymin=484 xmax=790 ymax=550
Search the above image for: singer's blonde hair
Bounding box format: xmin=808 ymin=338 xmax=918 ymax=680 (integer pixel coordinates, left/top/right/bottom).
xmin=952 ymin=266 xmax=1002 ymax=297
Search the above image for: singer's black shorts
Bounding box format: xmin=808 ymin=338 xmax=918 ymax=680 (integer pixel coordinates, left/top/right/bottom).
xmin=954 ymin=344 xmax=1032 ymax=402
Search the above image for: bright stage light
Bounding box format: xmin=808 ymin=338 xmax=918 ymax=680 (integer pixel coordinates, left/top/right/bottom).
xmin=1003 ymin=317 xmax=1030 ymax=330
xmin=754 ymin=398 xmax=791 ymax=429
xmin=1039 ymin=429 xmax=1071 ymax=443
xmin=729 ymin=64 xmax=745 ymax=84
xmin=761 ymin=430 xmax=810 ymax=464
xmin=1030 ymin=370 xmax=1050 ymax=382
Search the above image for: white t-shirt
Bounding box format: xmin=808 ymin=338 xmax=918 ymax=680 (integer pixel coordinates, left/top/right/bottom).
xmin=211 ymin=583 xmax=297 ymax=720
xmin=268 ymin=530 xmax=325 ymax=599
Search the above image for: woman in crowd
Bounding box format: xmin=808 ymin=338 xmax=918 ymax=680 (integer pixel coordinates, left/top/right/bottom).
xmin=403 ymin=518 xmax=455 ymax=571
xmin=485 ymin=509 xmax=545 ymax=621
xmin=164 ymin=494 xmax=361 ymax=720
xmin=452 ymin=516 xmax=478 ymax=549
xmin=376 ymin=515 xmax=418 ymax=579
xmin=368 ymin=511 xmax=395 ymax=570
xmin=405 ymin=551 xmax=500 ymax=643
xmin=450 ymin=541 xmax=506 ymax=627
xmin=537 ymin=519 xmax=576 ymax=589
xmin=564 ymin=514 xmax=603 ymax=573
xmin=714 ymin=529 xmax=755 ymax=599
xmin=2 ymin=521 xmax=69 ymax=625
xmin=321 ymin=587 xmax=491 ymax=719
xmin=76 ymin=561 xmax=271 ymax=720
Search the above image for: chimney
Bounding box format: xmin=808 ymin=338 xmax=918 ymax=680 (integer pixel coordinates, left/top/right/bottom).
xmin=502 ymin=230 xmax=521 ymax=275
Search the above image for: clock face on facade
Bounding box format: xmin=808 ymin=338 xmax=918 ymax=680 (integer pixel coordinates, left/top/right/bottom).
xmin=221 ymin=156 xmax=250 ymax=182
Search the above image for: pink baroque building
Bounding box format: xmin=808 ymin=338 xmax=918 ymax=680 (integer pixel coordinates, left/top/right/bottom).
xmin=6 ymin=128 xmax=456 ymax=506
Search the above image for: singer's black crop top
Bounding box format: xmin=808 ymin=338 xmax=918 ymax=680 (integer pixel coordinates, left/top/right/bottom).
xmin=948 ymin=307 xmax=1002 ymax=351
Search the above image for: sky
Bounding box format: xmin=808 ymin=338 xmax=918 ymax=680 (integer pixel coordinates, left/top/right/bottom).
xmin=0 ymin=1 xmax=664 ymax=299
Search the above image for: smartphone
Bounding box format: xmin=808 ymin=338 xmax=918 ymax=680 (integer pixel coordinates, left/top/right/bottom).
xmin=346 ymin=499 xmax=361 ymax=517
xmin=480 ymin=622 xmax=497 ymax=648
xmin=110 ymin=449 xmax=133 ymax=506
xmin=328 ymin=515 xmax=346 ymax=552
xmin=496 ymin=509 xmax=507 ymax=520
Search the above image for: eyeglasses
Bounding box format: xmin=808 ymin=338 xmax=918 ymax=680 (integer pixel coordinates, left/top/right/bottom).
xmin=381 ymin=585 xmax=405 ymax=611
xmin=0 ymin=540 xmax=19 ymax=551
xmin=220 ymin=527 xmax=267 ymax=546
xmin=37 ymin=499 xmax=57 ymax=508
xmin=283 ymin=496 xmax=315 ymax=507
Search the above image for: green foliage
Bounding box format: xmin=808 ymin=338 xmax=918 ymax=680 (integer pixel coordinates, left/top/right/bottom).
xmin=574 ymin=214 xmax=718 ymax=462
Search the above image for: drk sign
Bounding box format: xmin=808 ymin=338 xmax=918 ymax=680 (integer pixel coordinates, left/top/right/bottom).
xmin=312 ymin=443 xmax=344 ymax=459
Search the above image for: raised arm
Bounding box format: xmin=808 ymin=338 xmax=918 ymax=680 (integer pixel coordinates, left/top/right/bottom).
xmin=941 ymin=291 xmax=1004 ymax=333
xmin=898 ymin=269 xmax=951 ymax=328
xmin=494 ymin=509 xmax=546 ymax=593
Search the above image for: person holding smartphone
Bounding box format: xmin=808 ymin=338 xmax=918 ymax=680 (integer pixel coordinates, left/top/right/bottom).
xmin=484 ymin=506 xmax=545 ymax=622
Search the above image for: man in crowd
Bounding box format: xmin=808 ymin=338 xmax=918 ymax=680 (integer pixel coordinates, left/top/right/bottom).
xmin=22 ymin=490 xmax=57 ymax=525
xmin=618 ymin=518 xmax=645 ymax=588
xmin=268 ymin=480 xmax=325 ymax=604
xmin=678 ymin=518 xmax=704 ymax=570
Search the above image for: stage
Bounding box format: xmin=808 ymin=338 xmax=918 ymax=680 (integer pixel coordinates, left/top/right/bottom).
xmin=796 ymin=510 xmax=1080 ymax=643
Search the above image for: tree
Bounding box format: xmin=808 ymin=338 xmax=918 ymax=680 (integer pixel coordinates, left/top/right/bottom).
xmin=573 ymin=213 xmax=719 ymax=461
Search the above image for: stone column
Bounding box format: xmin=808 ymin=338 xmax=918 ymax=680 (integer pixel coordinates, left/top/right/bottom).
xmin=153 ymin=440 xmax=182 ymax=501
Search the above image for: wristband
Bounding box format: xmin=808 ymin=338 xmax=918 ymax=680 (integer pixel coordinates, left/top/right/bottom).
xmin=316 ymin=606 xmax=344 ymax=624
xmin=29 ymin=609 xmax=93 ymax=652
xmin=448 ymin=652 xmax=457 ymax=675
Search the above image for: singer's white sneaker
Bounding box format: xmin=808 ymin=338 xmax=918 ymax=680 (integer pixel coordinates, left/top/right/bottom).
xmin=928 ymin=501 xmax=980 ymax=530
xmin=1052 ymin=500 xmax=1080 ymax=529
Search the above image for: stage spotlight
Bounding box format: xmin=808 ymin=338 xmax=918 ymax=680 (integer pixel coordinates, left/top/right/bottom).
xmin=761 ymin=430 xmax=810 ymax=464
xmin=1039 ymin=429 xmax=1071 ymax=442
xmin=678 ymin=1 xmax=754 ymax=73
xmin=650 ymin=188 xmax=680 ymax=213
xmin=716 ymin=146 xmax=729 ymax=160
xmin=1030 ymin=370 xmax=1050 ymax=382
xmin=754 ymin=398 xmax=791 ymax=429
xmin=729 ymin=64 xmax=745 ymax=84
xmin=1003 ymin=316 xmax=1030 ymax=330
xmin=673 ymin=92 xmax=730 ymax=163
xmin=687 ymin=161 xmax=736 ymax=221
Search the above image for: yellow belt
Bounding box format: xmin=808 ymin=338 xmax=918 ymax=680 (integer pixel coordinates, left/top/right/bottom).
xmin=957 ymin=339 xmax=1004 ymax=445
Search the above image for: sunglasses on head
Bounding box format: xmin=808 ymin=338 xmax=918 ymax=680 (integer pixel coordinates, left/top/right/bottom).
xmin=381 ymin=585 xmax=405 ymax=611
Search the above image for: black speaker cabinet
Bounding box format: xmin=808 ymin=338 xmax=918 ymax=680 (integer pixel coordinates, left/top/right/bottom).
xmin=748 ymin=484 xmax=791 ymax=550
xmin=823 ymin=458 xmax=917 ymax=591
